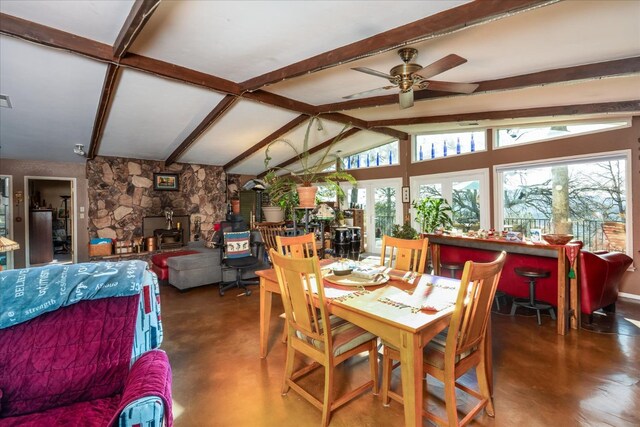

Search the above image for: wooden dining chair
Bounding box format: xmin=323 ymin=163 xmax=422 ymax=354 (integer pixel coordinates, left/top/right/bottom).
xmin=380 ymin=235 xmax=429 ymax=273
xmin=270 ymin=249 xmax=379 ymax=427
xmin=381 ymin=251 xmax=507 ymax=427
xmin=275 ymin=233 xmax=319 ymax=342
xmin=255 ymin=221 xmax=286 ymax=263
xmin=276 ymin=232 xmax=318 ymax=258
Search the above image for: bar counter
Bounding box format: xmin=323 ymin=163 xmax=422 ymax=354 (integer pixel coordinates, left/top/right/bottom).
xmin=427 ymin=234 xmax=579 ymax=335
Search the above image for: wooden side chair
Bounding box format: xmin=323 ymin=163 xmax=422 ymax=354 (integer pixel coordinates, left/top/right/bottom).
xmin=275 ymin=232 xmax=319 ymax=342
xmin=270 ymin=249 xmax=379 ymax=427
xmin=381 ymin=251 xmax=507 ymax=426
xmin=276 ymin=233 xmax=318 ymax=258
xmin=255 ymin=221 xmax=286 ymax=263
xmin=380 ymin=235 xmax=429 ymax=273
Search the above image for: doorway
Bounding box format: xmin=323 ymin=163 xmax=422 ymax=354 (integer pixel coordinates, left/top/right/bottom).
xmin=0 ymin=176 xmax=14 ymax=270
xmin=24 ymin=176 xmax=76 ymax=266
xmin=343 ymin=178 xmax=403 ymax=253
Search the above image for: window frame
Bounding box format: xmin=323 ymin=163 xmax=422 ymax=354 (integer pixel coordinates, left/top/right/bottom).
xmin=492 ymin=117 xmax=632 ymax=151
xmin=343 ymin=139 xmax=400 ymax=170
xmin=493 ymin=149 xmax=633 ymax=257
xmin=412 ymin=129 xmax=488 ymax=163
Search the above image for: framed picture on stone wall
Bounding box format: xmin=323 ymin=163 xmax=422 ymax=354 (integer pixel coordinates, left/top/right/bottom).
xmin=153 ymin=173 xmax=179 ymax=191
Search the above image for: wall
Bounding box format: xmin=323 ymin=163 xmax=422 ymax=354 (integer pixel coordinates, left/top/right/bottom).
xmin=0 ymin=159 xmax=89 ymax=267
xmin=86 ymin=156 xmax=241 ymax=245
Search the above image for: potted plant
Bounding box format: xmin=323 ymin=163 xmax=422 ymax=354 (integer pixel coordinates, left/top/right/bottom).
xmin=412 ymin=196 xmax=454 ymax=234
xmin=390 ymin=221 xmax=418 ymax=240
xmin=264 ymin=117 xmax=356 ymax=208
xmin=262 ymin=170 xmax=296 ymax=222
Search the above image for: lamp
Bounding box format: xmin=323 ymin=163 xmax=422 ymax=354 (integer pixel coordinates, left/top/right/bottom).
xmin=0 ymin=236 xmax=20 ymax=271
xmin=73 ymin=144 xmax=86 ymax=157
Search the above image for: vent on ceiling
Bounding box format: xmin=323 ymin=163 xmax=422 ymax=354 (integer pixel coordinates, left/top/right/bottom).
xmin=0 ymin=95 xmax=12 ymax=109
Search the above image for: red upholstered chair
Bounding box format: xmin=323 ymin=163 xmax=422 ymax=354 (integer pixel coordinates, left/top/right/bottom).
xmin=579 ymin=250 xmax=633 ymax=320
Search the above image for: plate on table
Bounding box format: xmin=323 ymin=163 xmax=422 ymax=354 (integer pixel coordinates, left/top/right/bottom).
xmin=324 ymin=273 xmax=389 ymax=287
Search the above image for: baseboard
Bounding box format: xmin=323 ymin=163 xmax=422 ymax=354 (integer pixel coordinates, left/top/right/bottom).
xmin=619 ymin=292 xmax=640 ymax=301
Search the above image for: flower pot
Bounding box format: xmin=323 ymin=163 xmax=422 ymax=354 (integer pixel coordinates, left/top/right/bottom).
xmin=231 ymin=199 xmax=240 ymax=214
xmin=262 ymin=206 xmax=285 ymax=222
xmin=297 ymin=186 xmax=317 ymax=208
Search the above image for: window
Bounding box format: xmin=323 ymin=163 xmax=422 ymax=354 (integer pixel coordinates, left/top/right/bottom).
xmin=495 ymin=151 xmax=632 ymax=253
xmin=414 ymin=130 xmax=486 ymax=162
xmin=494 ymin=118 xmax=630 ymax=148
xmin=410 ymin=169 xmax=490 ymax=232
xmin=343 ymin=140 xmax=399 ymax=170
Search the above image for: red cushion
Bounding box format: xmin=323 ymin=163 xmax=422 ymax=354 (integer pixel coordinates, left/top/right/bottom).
xmin=579 ymin=250 xmax=632 ymax=314
xmin=151 ymin=251 xmax=198 ymax=268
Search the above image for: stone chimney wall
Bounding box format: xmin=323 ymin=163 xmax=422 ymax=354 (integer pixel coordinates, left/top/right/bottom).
xmin=87 ymin=156 xmax=240 ymax=242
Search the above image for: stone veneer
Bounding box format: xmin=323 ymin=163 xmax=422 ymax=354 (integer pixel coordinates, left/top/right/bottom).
xmin=87 ymin=156 xmax=240 ymax=242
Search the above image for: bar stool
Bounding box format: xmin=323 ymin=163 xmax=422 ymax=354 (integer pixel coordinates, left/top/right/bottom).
xmin=440 ymin=261 xmax=464 ymax=278
xmin=511 ymin=267 xmax=555 ymax=325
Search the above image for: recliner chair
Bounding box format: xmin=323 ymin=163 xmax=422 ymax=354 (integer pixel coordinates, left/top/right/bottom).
xmin=579 ymin=249 xmax=633 ymax=321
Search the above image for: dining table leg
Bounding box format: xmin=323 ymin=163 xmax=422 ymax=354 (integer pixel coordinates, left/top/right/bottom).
xmin=400 ymin=331 xmax=423 ymax=427
xmin=260 ymin=277 xmax=272 ymax=358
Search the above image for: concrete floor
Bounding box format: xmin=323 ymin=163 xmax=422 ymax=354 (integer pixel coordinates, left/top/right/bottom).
xmin=159 ymin=281 xmax=640 ymax=426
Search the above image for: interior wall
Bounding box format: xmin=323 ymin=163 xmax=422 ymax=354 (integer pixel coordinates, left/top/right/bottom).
xmin=86 ymin=156 xmax=241 ymax=245
xmin=0 ymin=159 xmax=89 ymax=267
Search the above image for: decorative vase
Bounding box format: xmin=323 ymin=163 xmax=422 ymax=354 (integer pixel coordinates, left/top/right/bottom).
xmin=231 ymin=199 xmax=240 ymax=214
xmin=297 ymin=186 xmax=317 ymax=208
xmin=262 ymin=206 xmax=285 ymax=222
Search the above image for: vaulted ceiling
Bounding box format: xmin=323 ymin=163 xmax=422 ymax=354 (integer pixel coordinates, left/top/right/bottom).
xmin=1 ymin=0 xmax=639 ymax=175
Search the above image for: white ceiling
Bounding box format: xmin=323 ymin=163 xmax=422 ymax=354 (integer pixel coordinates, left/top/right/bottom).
xmin=0 ymin=0 xmax=639 ymax=171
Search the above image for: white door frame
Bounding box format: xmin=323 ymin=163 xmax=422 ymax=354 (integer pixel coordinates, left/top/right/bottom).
xmin=24 ymin=176 xmax=77 ymax=267
xmin=343 ymin=177 xmax=403 ymax=253
xmin=0 ymin=175 xmax=15 ymax=269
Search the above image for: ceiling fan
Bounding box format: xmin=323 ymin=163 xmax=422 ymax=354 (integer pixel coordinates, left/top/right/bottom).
xmin=344 ymin=48 xmax=479 ymax=109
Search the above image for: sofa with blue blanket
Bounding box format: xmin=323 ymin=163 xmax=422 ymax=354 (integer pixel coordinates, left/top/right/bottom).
xmin=0 ymin=261 xmax=173 ymax=427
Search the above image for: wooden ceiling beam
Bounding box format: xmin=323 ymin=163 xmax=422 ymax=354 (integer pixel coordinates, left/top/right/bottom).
xmin=258 ymin=128 xmax=362 ymax=178
xmin=87 ymin=63 xmax=120 ymax=160
xmin=0 ymin=12 xmax=113 ymax=61
xmin=165 ymin=95 xmax=238 ymax=166
xmin=239 ymin=0 xmax=557 ymax=91
xmin=242 ymin=90 xmax=317 ymax=115
xmin=224 ymin=115 xmax=309 ymax=171
xmin=113 ymin=0 xmax=161 ymax=58
xmin=367 ymin=100 xmax=640 ymax=127
xmin=119 ymin=54 xmax=242 ymax=94
xmin=320 ymin=113 xmax=409 ymax=140
xmin=317 ymin=57 xmax=640 ymax=112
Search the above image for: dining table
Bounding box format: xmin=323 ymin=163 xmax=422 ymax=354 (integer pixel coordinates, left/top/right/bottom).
xmin=256 ymin=260 xmax=472 ymax=427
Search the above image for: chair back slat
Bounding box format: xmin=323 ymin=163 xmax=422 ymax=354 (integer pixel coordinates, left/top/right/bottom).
xmin=276 ymin=233 xmax=318 ymax=258
xmin=380 ymin=235 xmax=429 ymax=273
xmin=255 ymin=222 xmax=286 ymax=254
xmin=271 ymin=250 xmax=329 ymax=347
xmin=447 ymin=252 xmax=506 ymax=357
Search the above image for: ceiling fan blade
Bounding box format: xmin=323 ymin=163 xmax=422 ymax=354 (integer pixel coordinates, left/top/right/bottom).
xmin=423 ymin=80 xmax=479 ymax=94
xmin=343 ymin=85 xmax=396 ymax=99
xmin=414 ymin=54 xmax=467 ymax=80
xmin=351 ymin=67 xmax=395 ymax=80
xmin=399 ymin=89 xmax=414 ymax=109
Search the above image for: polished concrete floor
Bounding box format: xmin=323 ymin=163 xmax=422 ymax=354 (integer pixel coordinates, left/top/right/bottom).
xmin=160 ymin=281 xmax=640 ymax=427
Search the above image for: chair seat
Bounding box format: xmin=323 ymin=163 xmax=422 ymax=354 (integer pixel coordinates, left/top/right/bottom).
xmin=225 ymin=256 xmax=259 ymax=268
xmin=514 ymin=267 xmax=550 ymax=279
xmin=297 ymin=315 xmax=377 ymax=357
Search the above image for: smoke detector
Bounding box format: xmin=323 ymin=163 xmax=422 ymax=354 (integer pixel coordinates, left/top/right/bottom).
xmin=73 ymin=144 xmax=86 ymax=157
xmin=0 ymin=95 xmax=12 ymax=109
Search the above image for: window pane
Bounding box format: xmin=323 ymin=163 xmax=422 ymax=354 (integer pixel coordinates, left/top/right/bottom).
xmin=418 ymin=183 xmax=442 ymax=199
xmin=452 ymin=180 xmax=480 ymax=231
xmin=415 ymin=130 xmax=486 ymax=161
xmin=344 ymin=140 xmax=399 ymax=170
xmin=501 ymin=158 xmax=627 ymax=251
xmin=374 ymin=187 xmax=396 ymax=248
xmin=496 ymin=120 xmax=629 ymax=148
